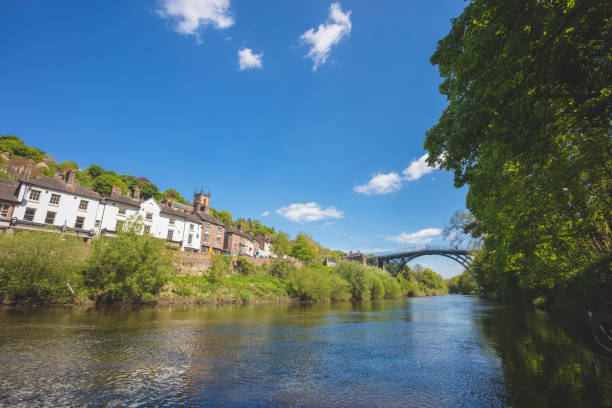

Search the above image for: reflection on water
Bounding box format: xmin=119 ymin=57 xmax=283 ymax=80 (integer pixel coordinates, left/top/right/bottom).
xmin=0 ymin=296 xmax=610 ymax=407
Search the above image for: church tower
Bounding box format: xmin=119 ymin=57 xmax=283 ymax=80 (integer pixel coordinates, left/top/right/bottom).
xmin=193 ymin=189 xmax=211 ymax=214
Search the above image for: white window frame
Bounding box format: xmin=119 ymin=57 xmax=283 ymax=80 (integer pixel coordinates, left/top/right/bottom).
xmin=28 ymin=189 xmax=41 ymax=202
xmin=78 ymin=200 xmax=88 ymax=211
xmin=118 ymin=208 xmax=126 ymax=216
xmin=49 ymin=193 xmax=61 ymax=206
xmin=44 ymin=211 xmax=56 ymax=225
xmin=143 ymin=225 xmax=151 ymax=235
xmin=24 ymin=207 xmax=36 ymax=222
xmin=169 ymin=218 xmax=175 ymax=226
xmin=188 ymin=234 xmax=193 ymax=245
xmin=205 ymin=222 xmax=210 ymax=230
xmin=167 ymin=229 xmax=174 ymax=241
xmin=145 ymin=212 xmax=153 ymax=221
xmin=203 ymin=233 xmax=209 ymax=243
xmin=0 ymin=203 xmax=10 ymax=218
xmin=75 ymin=216 xmax=85 ymax=229
xmin=189 ymin=223 xmax=194 ymax=231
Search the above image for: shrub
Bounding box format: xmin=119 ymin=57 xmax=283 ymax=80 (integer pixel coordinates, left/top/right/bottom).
xmin=289 ymin=264 xmax=351 ymax=301
xmin=269 ymin=258 xmax=297 ymax=279
xmin=235 ymin=256 xmax=255 ymax=275
xmin=207 ymin=254 xmax=232 ymax=282
xmin=0 ymin=231 xmax=88 ymax=303
xmin=83 ymin=220 xmax=172 ymax=302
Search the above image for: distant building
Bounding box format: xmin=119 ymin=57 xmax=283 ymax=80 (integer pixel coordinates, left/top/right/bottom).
xmin=0 ymin=179 xmax=20 ymax=230
xmin=344 ymin=251 xmax=378 ymax=267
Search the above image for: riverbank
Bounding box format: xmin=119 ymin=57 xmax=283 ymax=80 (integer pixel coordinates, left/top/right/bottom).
xmin=0 ymin=230 xmax=449 ymax=307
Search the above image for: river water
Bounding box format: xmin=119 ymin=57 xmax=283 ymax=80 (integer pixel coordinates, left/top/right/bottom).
xmin=0 ymin=295 xmax=611 ymax=407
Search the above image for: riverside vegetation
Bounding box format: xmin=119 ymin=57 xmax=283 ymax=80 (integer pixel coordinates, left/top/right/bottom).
xmin=0 ymin=228 xmax=449 ymax=306
xmin=425 ymin=0 xmax=611 ymax=313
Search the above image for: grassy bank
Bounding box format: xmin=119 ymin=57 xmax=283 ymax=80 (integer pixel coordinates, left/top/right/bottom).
xmin=0 ymin=229 xmax=449 ymax=306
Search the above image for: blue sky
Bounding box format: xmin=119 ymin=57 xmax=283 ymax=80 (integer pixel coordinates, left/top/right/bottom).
xmin=0 ymin=0 xmax=469 ymax=277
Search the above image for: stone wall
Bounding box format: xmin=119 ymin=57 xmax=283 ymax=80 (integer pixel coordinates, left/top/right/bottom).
xmin=173 ymin=252 xmax=289 ymax=276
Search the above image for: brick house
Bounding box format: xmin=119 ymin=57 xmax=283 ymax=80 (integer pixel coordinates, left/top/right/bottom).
xmin=190 ymin=190 xmax=226 ymax=254
xmin=224 ymin=226 xmax=256 ymax=257
xmin=0 ymin=179 xmax=19 ymax=229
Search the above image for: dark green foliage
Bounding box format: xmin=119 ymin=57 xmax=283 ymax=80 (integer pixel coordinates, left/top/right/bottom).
xmin=395 ymin=265 xmax=449 ymax=297
xmin=447 ymin=271 xmax=478 ymax=295
xmin=83 ymin=221 xmax=172 ymax=302
xmin=0 ymin=135 xmax=45 ymax=162
xmin=426 ymin=0 xmax=611 ymax=308
xmin=210 ymin=209 xmax=236 ymax=227
xmin=91 ymin=173 xmax=127 ymax=197
xmin=0 ymin=231 xmax=88 ymax=303
xmin=85 ymin=164 xmax=105 ymax=179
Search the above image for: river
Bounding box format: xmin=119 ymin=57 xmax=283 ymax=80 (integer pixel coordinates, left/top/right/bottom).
xmin=0 ymin=295 xmax=610 ymax=407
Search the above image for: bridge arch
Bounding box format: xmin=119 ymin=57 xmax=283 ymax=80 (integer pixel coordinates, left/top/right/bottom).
xmin=375 ymin=249 xmax=475 ymax=279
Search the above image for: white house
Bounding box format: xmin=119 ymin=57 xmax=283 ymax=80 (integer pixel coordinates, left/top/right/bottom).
xmin=98 ymin=186 xmax=202 ymax=251
xmin=12 ymin=170 xmax=102 ymax=232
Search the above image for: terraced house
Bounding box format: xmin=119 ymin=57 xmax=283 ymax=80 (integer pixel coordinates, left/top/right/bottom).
xmin=2 ymin=169 xmax=275 ymax=258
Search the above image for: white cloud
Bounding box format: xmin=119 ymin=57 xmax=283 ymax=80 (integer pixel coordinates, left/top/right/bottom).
xmin=261 ymin=210 xmax=270 ymax=217
xmin=238 ymin=48 xmax=263 ymax=70
xmin=300 ymin=2 xmax=352 ymax=71
xmin=157 ymin=0 xmax=233 ymax=41
xmin=276 ymin=202 xmax=344 ymax=223
xmin=402 ymin=153 xmax=438 ymax=181
xmin=354 ymin=172 xmax=402 ymax=195
xmin=385 ymin=228 xmax=442 ymax=245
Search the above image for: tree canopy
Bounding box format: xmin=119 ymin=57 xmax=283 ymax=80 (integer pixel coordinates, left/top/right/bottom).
xmin=426 ymin=0 xmax=611 ymax=303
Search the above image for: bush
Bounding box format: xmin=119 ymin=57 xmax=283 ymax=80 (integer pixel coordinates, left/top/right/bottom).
xmin=235 ymin=256 xmax=255 ymax=275
xmin=269 ymin=257 xmax=297 ymax=279
xmin=83 ymin=221 xmax=172 ymax=302
xmin=207 ymin=254 xmax=233 ymax=282
xmin=289 ymin=264 xmax=351 ymax=301
xmin=0 ymin=231 xmax=88 ymax=303
xmin=334 ymin=260 xmax=403 ymax=300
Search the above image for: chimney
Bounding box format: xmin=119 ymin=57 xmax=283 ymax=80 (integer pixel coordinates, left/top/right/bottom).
xmin=111 ymin=185 xmax=122 ymax=196
xmin=66 ymin=169 xmax=76 ymax=186
xmin=237 ymin=223 xmax=242 ymax=231
xmin=22 ymin=165 xmax=33 ymax=181
xmin=132 ymin=186 xmax=140 ymax=200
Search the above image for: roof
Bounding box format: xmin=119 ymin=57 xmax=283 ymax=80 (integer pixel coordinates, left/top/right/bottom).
xmin=0 ymin=179 xmax=19 ymax=203
xmin=197 ymin=211 xmax=224 ymax=226
xmin=225 ymin=226 xmax=252 ymax=240
xmin=23 ymin=177 xmax=101 ymax=200
xmin=106 ymin=194 xmax=141 ymax=208
xmin=160 ymin=205 xmax=188 ymax=219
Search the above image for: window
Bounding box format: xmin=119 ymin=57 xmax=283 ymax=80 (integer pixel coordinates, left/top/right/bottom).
xmin=24 ymin=207 xmax=36 ymax=222
xmin=45 ymin=211 xmax=56 ymax=224
xmin=215 ymin=236 xmax=221 ymax=245
xmin=75 ymin=216 xmax=85 ymax=229
xmin=169 ymin=218 xmax=175 ymax=226
xmin=167 ymin=230 xmax=174 ymax=241
xmin=188 ymin=234 xmax=193 ymax=245
xmin=143 ymin=225 xmax=151 ymax=235
xmin=217 ymin=226 xmax=222 ymax=233
xmin=78 ymin=200 xmax=88 ymax=211
xmin=203 ymin=233 xmax=209 ymax=243
xmin=28 ymin=189 xmax=41 ymax=201
xmin=118 ymin=208 xmax=126 ymax=216
xmin=189 ymin=223 xmax=194 ymax=231
xmin=205 ymin=222 xmax=210 ymax=230
xmin=116 ymin=220 xmax=124 ymax=231
xmin=146 ymin=212 xmax=153 ymax=221
xmin=0 ymin=203 xmax=10 ymax=218
xmin=95 ymin=220 xmax=101 ymax=228
xmin=49 ymin=193 xmax=61 ymax=206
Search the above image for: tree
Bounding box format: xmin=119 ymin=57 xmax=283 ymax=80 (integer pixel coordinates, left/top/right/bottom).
xmin=443 ymin=210 xmax=480 ymax=249
xmin=425 ymin=0 xmax=612 ymax=300
xmin=0 ymin=135 xmax=45 ymax=162
xmin=85 ymin=164 xmax=105 ymax=179
xmin=291 ymin=233 xmax=316 ymax=262
xmin=210 ymin=209 xmax=236 ymax=227
xmin=273 ymin=231 xmax=292 ymax=256
xmin=162 ymin=189 xmax=188 ymax=205
xmin=92 ymin=173 xmax=127 ymax=197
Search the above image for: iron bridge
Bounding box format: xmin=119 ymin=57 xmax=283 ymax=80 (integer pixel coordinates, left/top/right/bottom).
xmin=375 ymin=248 xmax=474 ymax=275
